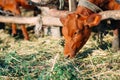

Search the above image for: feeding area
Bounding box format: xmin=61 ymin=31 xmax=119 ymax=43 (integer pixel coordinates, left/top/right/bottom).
xmin=0 ymin=0 xmax=120 ymax=80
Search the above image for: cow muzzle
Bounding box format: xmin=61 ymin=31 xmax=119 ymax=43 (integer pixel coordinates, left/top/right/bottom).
xmin=64 ymin=45 xmax=78 ymax=58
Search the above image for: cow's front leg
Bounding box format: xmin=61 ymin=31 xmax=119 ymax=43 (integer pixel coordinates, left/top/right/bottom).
xmin=112 ymin=29 xmax=120 ymax=51
xmin=11 ymin=23 xmax=17 ymax=36
xmin=21 ymin=24 xmax=29 ymax=40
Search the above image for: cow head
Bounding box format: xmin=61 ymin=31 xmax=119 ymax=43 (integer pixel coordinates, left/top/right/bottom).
xmin=60 ymin=13 xmax=101 ymax=58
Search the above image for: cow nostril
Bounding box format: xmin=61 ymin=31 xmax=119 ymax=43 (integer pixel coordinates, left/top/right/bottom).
xmin=65 ymin=55 xmax=70 ymax=59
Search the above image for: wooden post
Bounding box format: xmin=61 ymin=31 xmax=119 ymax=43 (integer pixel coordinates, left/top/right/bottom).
xmin=68 ymin=0 xmax=77 ymax=11
xmin=51 ymin=26 xmax=61 ymax=38
xmin=43 ymin=26 xmax=61 ymax=38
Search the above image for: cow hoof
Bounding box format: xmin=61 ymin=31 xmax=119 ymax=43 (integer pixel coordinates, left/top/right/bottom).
xmin=24 ymin=37 xmax=29 ymax=40
xmin=65 ymin=55 xmax=70 ymax=59
xmin=12 ymin=33 xmax=17 ymax=37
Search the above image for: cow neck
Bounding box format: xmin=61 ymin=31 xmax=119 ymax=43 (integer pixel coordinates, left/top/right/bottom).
xmin=78 ymin=0 xmax=103 ymax=13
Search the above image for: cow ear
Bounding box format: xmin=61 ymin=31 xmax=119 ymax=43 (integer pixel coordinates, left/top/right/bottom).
xmin=84 ymin=14 xmax=102 ymax=27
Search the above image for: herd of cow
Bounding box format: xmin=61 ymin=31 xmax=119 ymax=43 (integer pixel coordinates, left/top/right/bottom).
xmin=0 ymin=0 xmax=120 ymax=58
xmin=0 ymin=0 xmax=42 ymax=40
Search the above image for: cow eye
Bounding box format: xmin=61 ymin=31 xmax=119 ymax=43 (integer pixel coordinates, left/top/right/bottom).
xmin=74 ymin=30 xmax=80 ymax=35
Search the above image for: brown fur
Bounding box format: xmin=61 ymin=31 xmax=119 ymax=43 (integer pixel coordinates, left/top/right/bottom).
xmin=0 ymin=0 xmax=39 ymax=40
xmin=60 ymin=0 xmax=120 ymax=58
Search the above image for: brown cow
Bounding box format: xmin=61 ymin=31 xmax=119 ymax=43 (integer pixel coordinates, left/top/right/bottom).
xmin=60 ymin=0 xmax=120 ymax=58
xmin=0 ymin=0 xmax=40 ymax=40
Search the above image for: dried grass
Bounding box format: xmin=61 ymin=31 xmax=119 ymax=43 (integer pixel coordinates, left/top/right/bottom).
xmin=0 ymin=29 xmax=119 ymax=80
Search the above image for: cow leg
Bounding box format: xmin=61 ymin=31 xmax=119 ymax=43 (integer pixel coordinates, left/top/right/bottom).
xmin=20 ymin=24 xmax=29 ymax=40
xmin=118 ymin=29 xmax=120 ymax=49
xmin=119 ymin=29 xmax=120 ymax=49
xmin=14 ymin=7 xmax=29 ymax=40
xmin=99 ymin=31 xmax=103 ymax=44
xmin=11 ymin=23 xmax=17 ymax=36
xmin=112 ymin=29 xmax=120 ymax=51
xmin=10 ymin=8 xmax=21 ymax=37
xmin=11 ymin=8 xmax=29 ymax=40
